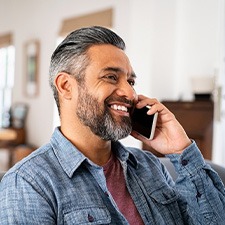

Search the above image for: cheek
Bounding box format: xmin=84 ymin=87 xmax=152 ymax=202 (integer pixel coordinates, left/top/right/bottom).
xmin=71 ymin=90 xmax=80 ymax=109
xmin=91 ymin=86 xmax=116 ymax=102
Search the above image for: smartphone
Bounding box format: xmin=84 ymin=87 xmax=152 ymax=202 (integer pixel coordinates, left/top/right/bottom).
xmin=131 ymin=106 xmax=158 ymax=140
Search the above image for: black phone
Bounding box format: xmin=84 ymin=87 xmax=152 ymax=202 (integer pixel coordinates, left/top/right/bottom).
xmin=131 ymin=106 xmax=158 ymax=140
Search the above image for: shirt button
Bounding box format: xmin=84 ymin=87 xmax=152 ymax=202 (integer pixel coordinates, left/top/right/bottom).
xmin=88 ymin=214 xmax=94 ymax=222
xmin=181 ymin=159 xmax=188 ymax=166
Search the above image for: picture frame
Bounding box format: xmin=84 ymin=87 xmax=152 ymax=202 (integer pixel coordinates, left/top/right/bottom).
xmin=24 ymin=40 xmax=39 ymax=97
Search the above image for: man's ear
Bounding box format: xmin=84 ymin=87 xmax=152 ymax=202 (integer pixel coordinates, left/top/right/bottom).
xmin=54 ymin=73 xmax=76 ymax=100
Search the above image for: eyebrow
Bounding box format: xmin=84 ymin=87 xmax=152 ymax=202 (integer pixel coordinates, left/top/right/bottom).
xmin=102 ymin=67 xmax=137 ymax=79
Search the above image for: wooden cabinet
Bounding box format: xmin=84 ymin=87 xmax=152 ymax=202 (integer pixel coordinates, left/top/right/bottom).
xmin=143 ymin=100 xmax=214 ymax=160
xmin=0 ymin=128 xmax=26 ymax=169
xmin=0 ymin=128 xmax=26 ymax=145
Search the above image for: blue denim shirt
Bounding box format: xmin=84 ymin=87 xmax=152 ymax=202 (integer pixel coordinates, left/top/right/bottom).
xmin=0 ymin=127 xmax=225 ymax=224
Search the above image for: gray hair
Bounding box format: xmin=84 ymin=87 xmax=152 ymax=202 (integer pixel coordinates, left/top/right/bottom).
xmin=49 ymin=26 xmax=126 ymax=114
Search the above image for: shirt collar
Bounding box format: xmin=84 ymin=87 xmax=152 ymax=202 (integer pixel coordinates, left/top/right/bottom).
xmin=50 ymin=127 xmax=87 ymax=178
xmin=111 ymin=141 xmax=138 ymax=168
xmin=50 ymin=127 xmax=138 ymax=178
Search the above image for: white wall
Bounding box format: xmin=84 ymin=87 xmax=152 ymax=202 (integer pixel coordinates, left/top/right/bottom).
xmin=122 ymin=0 xmax=224 ymax=152
xmin=0 ymin=0 xmax=130 ymax=147
xmin=174 ymin=0 xmax=220 ymax=100
xmin=0 ymin=0 xmax=224 ymax=164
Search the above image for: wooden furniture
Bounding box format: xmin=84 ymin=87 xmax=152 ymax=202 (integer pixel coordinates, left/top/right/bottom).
xmin=143 ymin=100 xmax=214 ymax=160
xmin=0 ymin=128 xmax=26 ymax=169
xmin=0 ymin=128 xmax=25 ymax=145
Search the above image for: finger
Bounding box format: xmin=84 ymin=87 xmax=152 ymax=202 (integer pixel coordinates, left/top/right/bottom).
xmin=136 ymin=96 xmax=159 ymax=108
xmin=146 ymin=102 xmax=164 ymax=115
xmin=136 ymin=98 xmax=163 ymax=115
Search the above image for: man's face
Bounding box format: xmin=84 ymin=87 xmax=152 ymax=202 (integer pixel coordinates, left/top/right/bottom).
xmin=76 ymin=44 xmax=137 ymax=141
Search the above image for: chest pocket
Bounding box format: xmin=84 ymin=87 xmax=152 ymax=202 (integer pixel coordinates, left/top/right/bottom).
xmin=149 ymin=186 xmax=179 ymax=205
xmin=147 ymin=186 xmax=185 ymax=225
xmin=64 ymin=206 xmax=111 ymax=225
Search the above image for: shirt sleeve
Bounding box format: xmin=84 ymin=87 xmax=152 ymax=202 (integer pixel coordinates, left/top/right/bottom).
xmin=166 ymin=141 xmax=225 ymax=224
xmin=0 ymin=171 xmax=56 ymax=224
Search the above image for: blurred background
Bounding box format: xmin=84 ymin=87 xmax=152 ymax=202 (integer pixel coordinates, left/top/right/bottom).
xmin=0 ymin=0 xmax=225 ymax=171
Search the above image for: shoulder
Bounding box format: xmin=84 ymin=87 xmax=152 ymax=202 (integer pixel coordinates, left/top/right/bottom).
xmin=3 ymin=143 xmax=56 ymax=184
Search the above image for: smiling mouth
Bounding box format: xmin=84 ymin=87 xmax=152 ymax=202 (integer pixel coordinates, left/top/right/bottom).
xmin=110 ymin=104 xmax=129 ymax=112
xmin=106 ymin=97 xmax=134 ymax=115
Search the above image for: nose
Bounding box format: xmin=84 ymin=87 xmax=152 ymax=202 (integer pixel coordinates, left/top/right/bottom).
xmin=115 ymin=80 xmax=137 ymax=102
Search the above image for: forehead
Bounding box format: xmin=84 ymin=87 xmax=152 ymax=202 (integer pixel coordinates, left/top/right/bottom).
xmin=86 ymin=44 xmax=133 ymax=74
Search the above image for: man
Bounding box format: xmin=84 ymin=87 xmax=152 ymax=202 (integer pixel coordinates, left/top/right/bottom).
xmin=0 ymin=26 xmax=224 ymax=224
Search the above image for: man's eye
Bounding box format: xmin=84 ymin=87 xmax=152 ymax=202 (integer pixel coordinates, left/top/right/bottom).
xmin=128 ymin=79 xmax=135 ymax=86
xmin=105 ymin=75 xmax=118 ymax=82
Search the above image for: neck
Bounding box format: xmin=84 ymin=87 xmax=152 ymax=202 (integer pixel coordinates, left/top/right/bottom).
xmin=60 ymin=121 xmax=112 ymax=166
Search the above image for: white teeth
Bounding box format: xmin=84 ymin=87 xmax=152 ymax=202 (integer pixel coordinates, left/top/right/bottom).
xmin=111 ymin=104 xmax=128 ymax=112
xmin=121 ymin=106 xmax=127 ymax=111
xmin=112 ymin=105 xmax=117 ymax=110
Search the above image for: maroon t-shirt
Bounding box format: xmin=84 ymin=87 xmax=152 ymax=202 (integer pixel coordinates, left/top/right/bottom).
xmin=103 ymin=153 xmax=144 ymax=225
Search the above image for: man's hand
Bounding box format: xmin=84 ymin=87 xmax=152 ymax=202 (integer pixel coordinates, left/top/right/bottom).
xmin=131 ymin=95 xmax=192 ymax=155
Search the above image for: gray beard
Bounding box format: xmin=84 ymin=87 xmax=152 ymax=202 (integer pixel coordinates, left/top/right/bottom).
xmin=76 ymin=86 xmax=132 ymax=141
